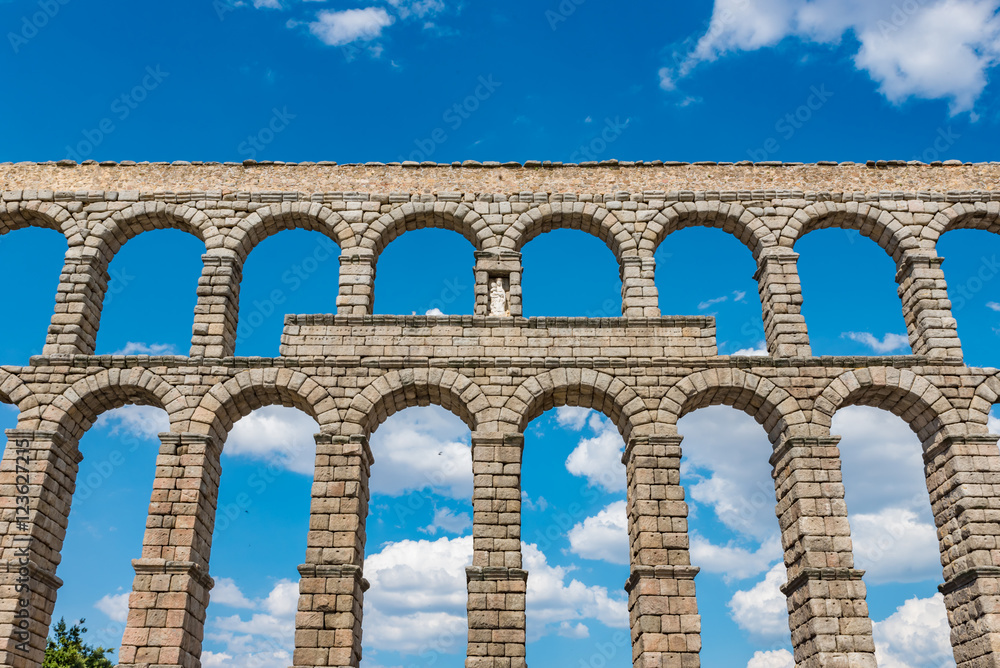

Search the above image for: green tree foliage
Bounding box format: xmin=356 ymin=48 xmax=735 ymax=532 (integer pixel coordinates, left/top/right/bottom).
xmin=42 ymin=618 xmax=114 ymax=668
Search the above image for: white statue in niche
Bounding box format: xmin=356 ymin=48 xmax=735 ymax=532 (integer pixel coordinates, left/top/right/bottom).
xmin=489 ymin=276 xmax=509 ymax=316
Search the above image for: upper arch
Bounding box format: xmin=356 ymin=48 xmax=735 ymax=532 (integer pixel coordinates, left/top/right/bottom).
xmin=781 ymin=202 xmax=920 ymax=263
xmin=85 ymin=202 xmax=214 ymax=259
xmin=0 ymin=201 xmax=81 ymax=245
xmin=228 ymin=202 xmax=357 ymax=262
xmin=657 ymin=368 xmax=804 ymax=443
xmin=191 ymin=368 xmax=340 ymax=442
xmin=361 ymin=202 xmax=494 ymax=260
xmin=813 ymin=368 xmax=960 ymax=446
xmin=506 ymin=368 xmax=652 ymax=442
xmin=343 ymin=368 xmax=488 ymax=437
xmin=39 ymin=368 xmax=187 ymax=442
xmin=923 ymin=202 xmax=1000 ymax=247
xmin=639 ymin=201 xmax=777 ymax=259
xmin=0 ymin=368 xmax=33 ymax=414
xmin=501 ymin=203 xmax=636 ymax=261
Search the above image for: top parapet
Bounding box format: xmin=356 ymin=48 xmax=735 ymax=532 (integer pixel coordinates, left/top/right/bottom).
xmin=1 ymin=160 xmax=999 ymax=194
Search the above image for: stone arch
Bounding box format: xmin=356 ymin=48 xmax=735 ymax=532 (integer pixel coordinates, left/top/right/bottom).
xmin=657 ymin=368 xmax=804 ymax=443
xmin=501 ymin=202 xmax=636 ymax=262
xmin=361 ymin=202 xmax=495 ymax=261
xmin=780 ymin=202 xmax=920 ymax=263
xmin=968 ymin=372 xmax=1000 ymax=433
xmin=39 ymin=369 xmax=187 ymax=443
xmin=343 ymin=368 xmax=488 ymax=437
xmin=228 ymin=202 xmax=358 ymax=262
xmin=507 ymin=368 xmax=652 ymax=443
xmin=813 ymin=368 xmax=961 ymax=446
xmin=639 ymin=201 xmax=778 ymax=258
xmin=0 ymin=201 xmax=82 ymax=246
xmin=84 ymin=202 xmax=214 ymax=261
xmin=0 ymin=369 xmax=33 ymax=414
xmin=923 ymin=201 xmax=1000 ymax=247
xmin=191 ymin=369 xmax=340 ymax=442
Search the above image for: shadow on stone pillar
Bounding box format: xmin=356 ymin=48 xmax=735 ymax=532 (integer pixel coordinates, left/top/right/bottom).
xmin=42 ymin=247 xmax=105 ymax=356
xmin=0 ymin=430 xmax=81 ymax=668
xmin=895 ymin=251 xmax=963 ymax=360
xmin=337 ymin=254 xmax=376 ymax=316
xmin=621 ymin=255 xmax=660 ymax=318
xmin=754 ymin=249 xmax=812 ymax=357
xmin=190 ymin=253 xmax=243 ymax=358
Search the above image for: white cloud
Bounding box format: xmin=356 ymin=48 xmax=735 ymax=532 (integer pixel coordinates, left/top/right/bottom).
xmin=204 ymin=579 xmax=298 ymax=668
xmin=690 ymin=533 xmax=783 ymax=583
xmin=226 ymin=406 xmax=319 ymax=475
xmin=363 ymin=536 xmax=471 ymax=655
xmin=425 ymin=307 xmax=445 ymax=315
xmin=658 ymin=66 xmax=677 ymax=91
xmin=988 ymin=301 xmax=1000 ymax=311
xmin=308 ymin=7 xmax=395 ymax=47
xmin=873 ymin=593 xmax=955 ymax=668
xmin=555 ymin=406 xmax=592 ymax=431
xmin=369 ymin=405 xmax=472 ymax=499
xmin=96 ymin=405 xmax=169 ymax=440
xmin=698 ymin=295 xmax=728 ymax=309
xmin=850 ymin=508 xmax=941 ymax=583
xmin=94 ymin=592 xmax=129 ymax=623
xmin=523 ymin=543 xmax=628 ymax=641
xmin=733 ymin=289 xmax=748 ymax=302
xmin=420 ymin=507 xmax=472 ymax=535
xmin=676 ymin=0 xmax=1000 ymax=113
xmin=842 ymin=331 xmax=911 ymax=353
xmin=732 ymin=343 xmax=769 ymax=356
xmin=747 ymin=649 xmax=795 ymax=668
xmin=567 ymin=500 xmax=629 ymax=565
xmin=564 ymin=413 xmax=626 ymax=493
xmin=112 ymin=342 xmax=178 ymax=356
xmin=728 ymin=562 xmax=789 ymax=639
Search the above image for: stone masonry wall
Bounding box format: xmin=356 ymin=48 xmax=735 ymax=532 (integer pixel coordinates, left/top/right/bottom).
xmin=0 ymin=164 xmax=999 ymax=668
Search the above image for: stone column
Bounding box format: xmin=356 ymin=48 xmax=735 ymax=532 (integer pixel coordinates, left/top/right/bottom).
xmin=467 ymin=432 xmax=526 ymax=668
xmin=337 ymin=254 xmax=375 ymax=316
xmin=189 ymin=253 xmax=243 ymax=358
xmin=924 ymin=434 xmax=1000 ymax=668
xmin=754 ymin=249 xmax=811 ymax=357
xmin=621 ymin=255 xmax=660 ymax=318
xmin=295 ymin=434 xmax=372 ymax=668
xmin=119 ymin=433 xmax=221 ymax=668
xmin=895 ymin=250 xmax=962 ymax=359
xmin=623 ymin=435 xmax=700 ymax=668
xmin=474 ymin=252 xmax=522 ymax=317
xmin=0 ymin=430 xmax=80 ymax=668
xmin=43 ymin=246 xmax=106 ymax=356
xmin=770 ymin=435 xmax=875 ymax=668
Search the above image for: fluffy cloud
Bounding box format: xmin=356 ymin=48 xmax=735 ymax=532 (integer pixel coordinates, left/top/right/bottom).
xmin=523 ymin=543 xmax=629 ymax=640
xmin=94 ymin=592 xmax=130 ymax=623
xmin=732 ymin=343 xmax=769 ymax=356
xmin=96 ymin=405 xmax=169 ymax=440
xmin=690 ymin=533 xmax=783 ymax=583
xmin=671 ymin=0 xmax=1000 ymax=113
xmin=747 ymin=649 xmax=795 ymax=668
xmin=555 ymin=406 xmax=592 ymax=431
xmin=850 ymin=508 xmax=941 ymax=583
xmin=420 ymin=507 xmax=472 ymax=535
xmin=564 ymin=413 xmax=627 ymax=493
xmin=873 ymin=593 xmax=955 ymax=668
xmin=842 ymin=332 xmax=911 ymax=353
xmin=225 ymin=406 xmax=320 ymax=475
xmin=308 ymin=8 xmax=395 ymax=47
xmin=567 ymin=500 xmax=629 ymax=565
xmin=111 ymin=342 xmax=178 ymax=356
xmin=728 ymin=563 xmax=790 ymax=639
xmin=368 ymin=405 xmax=473 ymax=499
xmin=204 ymin=579 xmax=298 ymax=668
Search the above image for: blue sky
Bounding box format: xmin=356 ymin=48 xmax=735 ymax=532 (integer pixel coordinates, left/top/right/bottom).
xmin=4 ymin=1 xmax=1000 ymax=667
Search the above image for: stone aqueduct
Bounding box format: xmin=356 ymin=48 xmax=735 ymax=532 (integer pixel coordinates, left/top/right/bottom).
xmin=0 ymin=162 xmax=999 ymax=668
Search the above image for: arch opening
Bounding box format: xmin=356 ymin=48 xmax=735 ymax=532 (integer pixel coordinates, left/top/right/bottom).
xmin=520 ymin=229 xmax=622 ymax=317
xmin=373 ymin=228 xmax=476 ymax=316
xmin=0 ymin=226 xmax=67 ymax=362
xmin=936 ymin=229 xmax=1000 ymax=367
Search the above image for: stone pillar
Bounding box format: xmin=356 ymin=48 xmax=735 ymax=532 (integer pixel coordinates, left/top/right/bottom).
xmin=467 ymin=432 xmax=526 ymax=668
xmin=0 ymin=430 xmax=80 ymax=668
xmin=623 ymin=435 xmax=700 ymax=668
xmin=474 ymin=252 xmax=522 ymax=317
xmin=189 ymin=253 xmax=242 ymax=358
xmin=770 ymin=435 xmax=875 ymax=668
xmin=895 ymin=250 xmax=962 ymax=359
xmin=295 ymin=434 xmax=372 ymax=668
xmin=337 ymin=254 xmax=375 ymax=316
xmin=754 ymin=249 xmax=811 ymax=357
xmin=119 ymin=433 xmax=221 ymax=668
xmin=621 ymin=255 xmax=660 ymax=318
xmin=43 ymin=246 xmax=106 ymax=356
xmin=924 ymin=434 xmax=1000 ymax=668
